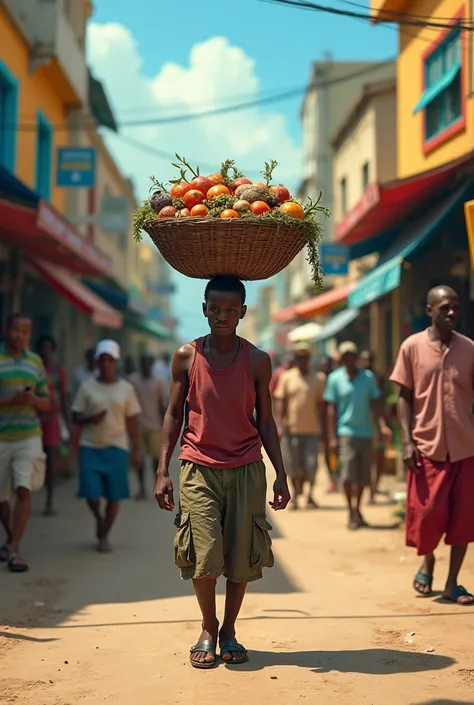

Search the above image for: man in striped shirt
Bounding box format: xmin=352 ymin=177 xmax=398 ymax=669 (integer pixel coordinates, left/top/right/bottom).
xmin=0 ymin=314 xmax=49 ymax=572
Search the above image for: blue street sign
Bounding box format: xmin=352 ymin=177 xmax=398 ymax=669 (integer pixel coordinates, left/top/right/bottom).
xmin=57 ymin=147 xmax=96 ymax=187
xmin=321 ymin=243 xmax=349 ymax=276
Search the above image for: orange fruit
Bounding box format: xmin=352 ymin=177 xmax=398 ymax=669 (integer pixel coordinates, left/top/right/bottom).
xmin=253 ymin=182 xmax=267 ymax=189
xmin=250 ymin=200 xmax=271 ymax=215
xmin=170 ymin=182 xmax=191 ymax=199
xmin=207 ymin=184 xmax=231 ymax=199
xmin=190 ymin=204 xmax=208 ymax=217
xmin=279 ymin=201 xmax=304 ymax=219
xmin=158 ymin=206 xmax=177 ymax=218
xmin=220 ymin=209 xmax=240 ymax=219
xmin=183 ymin=189 xmax=205 ymax=209
xmin=208 ymin=173 xmax=226 ymax=185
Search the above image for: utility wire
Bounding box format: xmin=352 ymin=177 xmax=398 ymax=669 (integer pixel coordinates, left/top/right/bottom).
xmin=2 ymin=59 xmax=395 ymax=132
xmin=334 ymin=0 xmax=473 ymax=23
xmin=259 ymin=0 xmax=474 ymax=30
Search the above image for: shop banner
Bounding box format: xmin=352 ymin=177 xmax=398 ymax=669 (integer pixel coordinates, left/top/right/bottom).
xmin=465 ymin=200 xmax=474 ymax=271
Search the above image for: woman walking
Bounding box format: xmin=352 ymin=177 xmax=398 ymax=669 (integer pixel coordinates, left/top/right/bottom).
xmin=72 ymin=340 xmax=142 ymax=552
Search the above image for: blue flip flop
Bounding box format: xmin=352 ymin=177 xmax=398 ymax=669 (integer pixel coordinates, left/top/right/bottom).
xmin=220 ymin=640 xmax=249 ymax=664
xmin=413 ymin=570 xmax=433 ymax=596
xmin=443 ymin=585 xmax=474 ymax=605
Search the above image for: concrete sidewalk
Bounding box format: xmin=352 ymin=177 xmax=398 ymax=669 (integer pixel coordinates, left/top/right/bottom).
xmin=1 ymin=465 xmax=473 ymax=704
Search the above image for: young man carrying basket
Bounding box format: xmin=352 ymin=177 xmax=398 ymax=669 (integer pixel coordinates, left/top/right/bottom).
xmin=155 ymin=275 xmax=290 ymax=668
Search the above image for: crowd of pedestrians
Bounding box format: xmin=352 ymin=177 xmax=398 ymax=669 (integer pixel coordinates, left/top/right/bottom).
xmin=0 ymin=318 xmax=171 ymax=570
xmin=0 ymin=280 xmax=472 ymax=666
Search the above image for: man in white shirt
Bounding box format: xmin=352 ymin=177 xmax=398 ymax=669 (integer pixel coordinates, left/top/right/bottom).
xmin=72 ymin=340 xmax=141 ymax=553
xmin=129 ymin=355 xmax=166 ymax=499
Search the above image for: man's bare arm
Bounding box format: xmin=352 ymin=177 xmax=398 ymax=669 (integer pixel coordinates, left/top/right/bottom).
xmin=397 ymin=386 xmax=421 ymax=472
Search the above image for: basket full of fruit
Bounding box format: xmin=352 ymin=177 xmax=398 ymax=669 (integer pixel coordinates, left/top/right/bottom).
xmin=133 ymin=156 xmax=329 ymax=289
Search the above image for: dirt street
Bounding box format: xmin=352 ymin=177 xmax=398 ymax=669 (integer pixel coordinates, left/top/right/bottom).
xmin=1 ymin=461 xmax=473 ymax=705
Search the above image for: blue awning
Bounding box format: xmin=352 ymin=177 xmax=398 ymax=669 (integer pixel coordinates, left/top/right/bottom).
xmin=349 ymin=181 xmax=473 ymax=310
xmin=84 ymin=279 xmax=128 ymax=311
xmin=317 ymin=308 xmax=360 ymax=341
xmin=0 ymin=165 xmax=39 ymax=206
xmin=413 ymin=62 xmax=461 ymax=114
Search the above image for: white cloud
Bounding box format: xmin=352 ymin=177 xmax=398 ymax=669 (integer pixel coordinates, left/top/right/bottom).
xmin=87 ymin=24 xmax=301 ymax=199
xmin=86 ymin=25 xmax=301 ymax=338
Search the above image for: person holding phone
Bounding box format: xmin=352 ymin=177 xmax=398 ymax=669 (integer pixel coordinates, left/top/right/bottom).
xmin=0 ymin=314 xmax=50 ymax=573
xmin=72 ymin=340 xmax=142 ymax=553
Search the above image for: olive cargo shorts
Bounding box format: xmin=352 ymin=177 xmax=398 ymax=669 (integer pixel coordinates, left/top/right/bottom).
xmin=174 ymin=460 xmax=274 ymax=583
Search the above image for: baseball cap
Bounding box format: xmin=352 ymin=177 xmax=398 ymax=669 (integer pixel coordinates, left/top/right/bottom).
xmin=292 ymin=341 xmax=313 ymax=356
xmin=95 ymin=339 xmax=121 ymax=360
xmin=338 ymin=341 xmax=358 ymax=357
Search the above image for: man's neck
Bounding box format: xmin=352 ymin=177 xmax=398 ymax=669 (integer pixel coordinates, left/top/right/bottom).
xmin=345 ymin=366 xmax=357 ymax=379
xmin=209 ymin=332 xmax=238 ymax=353
xmin=5 ymin=342 xmax=23 ymax=359
xmin=429 ymin=325 xmax=453 ymax=345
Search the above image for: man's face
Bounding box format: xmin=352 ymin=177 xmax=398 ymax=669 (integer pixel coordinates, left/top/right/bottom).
xmin=342 ymin=352 xmax=358 ymax=369
xmin=427 ymin=291 xmax=458 ymax=332
xmin=295 ymin=353 xmax=310 ymax=374
xmin=203 ymin=290 xmax=246 ymax=336
xmin=98 ymin=354 xmax=118 ymax=380
xmin=7 ymin=318 xmax=31 ymax=352
xmin=140 ymin=356 xmax=153 ymax=377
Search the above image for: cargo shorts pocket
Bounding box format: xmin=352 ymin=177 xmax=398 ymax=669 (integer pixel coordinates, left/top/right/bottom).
xmin=173 ymin=512 xmax=194 ymax=568
xmin=250 ymin=516 xmax=274 ymax=569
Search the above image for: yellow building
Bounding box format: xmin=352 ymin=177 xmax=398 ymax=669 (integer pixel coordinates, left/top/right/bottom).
xmin=371 ymin=0 xmax=474 ymax=178
xmin=0 ymin=0 xmax=91 ymax=210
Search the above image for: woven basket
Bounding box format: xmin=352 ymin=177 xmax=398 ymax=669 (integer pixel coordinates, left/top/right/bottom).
xmin=145 ymin=218 xmax=308 ymax=280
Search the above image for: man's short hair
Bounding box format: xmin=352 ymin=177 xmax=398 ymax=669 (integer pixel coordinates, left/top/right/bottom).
xmin=6 ymin=313 xmax=31 ymax=329
xmin=36 ymin=335 xmax=57 ymax=351
xmin=204 ymin=276 xmax=246 ymax=305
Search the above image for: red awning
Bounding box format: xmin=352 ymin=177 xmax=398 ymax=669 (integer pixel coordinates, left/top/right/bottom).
xmin=274 ymin=283 xmax=355 ymax=324
xmin=29 ymin=258 xmax=123 ymax=329
xmin=335 ymin=151 xmax=474 ymax=245
xmin=0 ymin=199 xmax=111 ymax=276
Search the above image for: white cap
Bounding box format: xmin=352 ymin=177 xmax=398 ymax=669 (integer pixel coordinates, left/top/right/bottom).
xmin=95 ymin=339 xmax=121 ymax=360
xmin=292 ymin=341 xmax=312 ymax=355
xmin=338 ymin=341 xmax=358 ymax=357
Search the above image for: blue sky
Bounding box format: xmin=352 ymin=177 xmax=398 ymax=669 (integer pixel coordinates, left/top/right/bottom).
xmin=89 ymin=0 xmax=397 ymax=340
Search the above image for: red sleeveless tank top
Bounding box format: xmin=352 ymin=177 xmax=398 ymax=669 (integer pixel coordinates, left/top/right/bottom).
xmin=179 ymin=336 xmax=262 ymax=469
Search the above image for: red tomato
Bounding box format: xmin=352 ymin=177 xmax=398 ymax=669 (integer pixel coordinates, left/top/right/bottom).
xmin=158 ymin=206 xmax=177 ymax=218
xmin=250 ymin=200 xmax=271 ymax=215
xmin=220 ymin=209 xmax=240 ymax=219
xmin=207 ymin=173 xmax=225 ymax=186
xmin=183 ymin=189 xmax=205 ymax=209
xmin=190 ymin=204 xmax=208 ymax=217
xmin=231 ymin=177 xmax=252 ymax=192
xmin=270 ymin=184 xmax=291 ymax=203
xmin=170 ymin=182 xmax=191 ymax=199
xmin=206 ymin=184 xmax=231 ymax=199
xmin=189 ymin=176 xmax=212 ymax=196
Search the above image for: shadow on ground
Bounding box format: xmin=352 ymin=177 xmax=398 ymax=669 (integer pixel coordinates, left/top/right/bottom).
xmin=225 ymin=647 xmax=455 ymax=675
xmin=0 ymin=462 xmax=300 ymax=631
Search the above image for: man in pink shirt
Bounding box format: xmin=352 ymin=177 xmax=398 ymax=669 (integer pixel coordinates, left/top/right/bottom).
xmin=390 ymin=285 xmax=474 ymax=605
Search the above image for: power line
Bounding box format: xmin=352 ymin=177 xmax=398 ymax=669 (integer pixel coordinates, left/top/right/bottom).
xmin=334 ymin=0 xmax=473 ymax=23
xmin=2 ymin=59 xmax=395 ymax=132
xmin=259 ymin=0 xmax=474 ymax=30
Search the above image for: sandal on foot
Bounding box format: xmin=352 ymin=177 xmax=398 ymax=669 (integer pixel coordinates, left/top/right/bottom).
xmin=190 ymin=639 xmax=217 ymax=669
xmin=413 ymin=570 xmax=433 ymax=596
xmin=220 ymin=640 xmax=249 ymax=664
xmin=0 ymin=544 xmax=9 ymax=562
xmin=443 ymin=585 xmax=474 ymax=605
xmin=7 ymin=554 xmax=29 ymax=573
